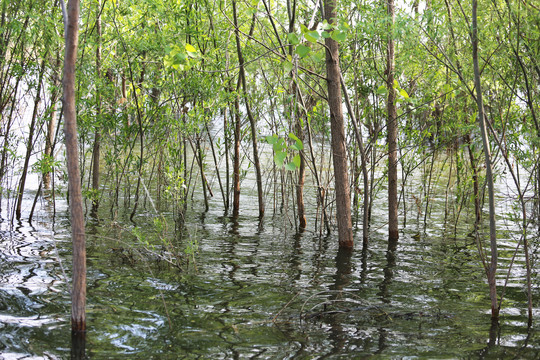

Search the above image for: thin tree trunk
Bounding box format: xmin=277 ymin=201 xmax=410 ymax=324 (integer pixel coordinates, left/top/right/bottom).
xmin=341 ymin=74 xmax=369 ymax=246
xmin=465 ymin=134 xmax=481 ymax=224
xmin=472 ymin=0 xmax=498 ymax=320
xmin=61 ymin=0 xmax=86 ymax=333
xmin=324 ymin=0 xmax=353 ymax=249
xmin=91 ymin=0 xmax=102 ymax=213
xmin=386 ymin=0 xmax=399 ymax=243
xmin=224 ymin=107 xmax=230 ymax=213
xmin=15 ymin=57 xmax=47 ymax=219
xmin=44 ymin=56 xmax=62 ymax=190
xmin=233 ymin=88 xmax=241 ymax=217
xmin=232 ymin=0 xmax=265 ymax=218
xmin=205 ymin=122 xmax=227 ymax=211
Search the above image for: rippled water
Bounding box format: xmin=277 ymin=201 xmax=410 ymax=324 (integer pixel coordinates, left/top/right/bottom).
xmin=1 ymin=174 xmax=539 ymax=358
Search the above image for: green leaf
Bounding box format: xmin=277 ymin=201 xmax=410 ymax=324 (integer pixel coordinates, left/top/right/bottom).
xmin=266 ymin=135 xmax=277 ymax=144
xmin=176 ymin=52 xmax=187 ymax=62
xmin=288 ymin=132 xmax=299 ymax=141
xmin=185 ymin=43 xmax=196 ymax=52
xmin=393 ymin=79 xmax=399 ymax=88
xmin=296 ymin=44 xmax=311 ymax=58
xmin=376 ymin=85 xmax=387 ymax=95
xmin=274 ymin=151 xmax=287 ymax=167
xmin=310 ymin=50 xmax=324 ymax=63
xmin=285 ymin=161 xmax=297 ymax=171
xmin=283 ymin=60 xmax=293 ymax=73
xmin=321 ymin=31 xmax=331 ymax=38
xmin=442 ymin=83 xmax=453 ymax=94
xmin=331 ymin=30 xmax=346 ymax=42
xmin=321 ymin=20 xmax=332 ymax=30
xmin=273 ymin=139 xmax=284 ymax=152
xmin=288 ymin=33 xmax=300 ymax=45
xmin=399 ymin=89 xmax=409 ymax=99
xmin=305 ymin=30 xmax=320 ymax=43
xmin=292 ymin=154 xmax=301 ymax=167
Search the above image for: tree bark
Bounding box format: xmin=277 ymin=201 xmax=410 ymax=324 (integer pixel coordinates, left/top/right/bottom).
xmin=324 ymin=0 xmax=353 ymax=248
xmin=386 ymin=0 xmax=399 ymax=243
xmin=62 ymin=0 xmax=86 ymax=333
xmin=472 ymin=0 xmax=498 ymax=320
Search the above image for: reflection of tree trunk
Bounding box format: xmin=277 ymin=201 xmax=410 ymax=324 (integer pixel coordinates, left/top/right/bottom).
xmin=71 ymin=331 xmax=86 ymax=360
xmin=386 ymin=0 xmax=399 ymax=242
xmin=15 ymin=57 xmax=46 ymax=219
xmin=324 ymin=0 xmax=353 ymax=248
xmin=62 ymin=0 xmax=86 ymax=334
xmin=378 ymin=245 xmax=396 ymax=304
xmin=327 ymin=247 xmax=352 ymax=354
xmin=472 ymin=0 xmax=498 ymax=320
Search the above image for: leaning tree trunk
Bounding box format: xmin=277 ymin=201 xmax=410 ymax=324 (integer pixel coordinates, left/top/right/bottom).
xmin=386 ymin=0 xmax=399 ymax=243
xmin=62 ymin=0 xmax=86 ymax=333
xmin=324 ymin=0 xmax=353 ymax=249
xmin=472 ymin=0 xmax=498 ymax=320
xmin=15 ymin=58 xmax=46 ymax=219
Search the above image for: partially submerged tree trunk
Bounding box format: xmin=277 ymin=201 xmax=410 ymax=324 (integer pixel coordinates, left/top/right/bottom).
xmin=91 ymin=0 xmax=102 ymax=213
xmin=386 ymin=0 xmax=399 ymax=243
xmin=62 ymin=0 xmax=86 ymax=333
xmin=232 ymin=87 xmax=241 ymax=217
xmin=324 ymin=0 xmax=353 ymax=249
xmin=15 ymin=58 xmax=46 ymax=219
xmin=232 ymin=0 xmax=265 ymax=218
xmin=472 ymin=0 xmax=498 ymax=320
xmin=44 ymin=55 xmax=62 ymax=190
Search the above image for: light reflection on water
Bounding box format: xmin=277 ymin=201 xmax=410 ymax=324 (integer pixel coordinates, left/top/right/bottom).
xmin=0 ymin=174 xmax=539 ymax=358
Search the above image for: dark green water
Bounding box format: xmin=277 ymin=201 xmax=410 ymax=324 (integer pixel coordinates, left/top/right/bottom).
xmin=0 ymin=183 xmax=539 ymax=359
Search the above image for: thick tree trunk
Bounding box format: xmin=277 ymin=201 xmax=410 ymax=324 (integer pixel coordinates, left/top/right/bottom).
xmin=324 ymin=0 xmax=353 ymax=249
xmin=472 ymin=0 xmax=498 ymax=320
xmin=386 ymin=0 xmax=399 ymax=243
xmin=62 ymin=0 xmax=86 ymax=333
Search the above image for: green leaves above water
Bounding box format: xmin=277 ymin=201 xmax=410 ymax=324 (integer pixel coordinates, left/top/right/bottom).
xmin=265 ymin=133 xmax=303 ymax=171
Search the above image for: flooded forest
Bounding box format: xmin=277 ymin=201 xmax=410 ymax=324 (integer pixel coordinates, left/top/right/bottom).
xmin=1 ymin=0 xmax=539 ymax=357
